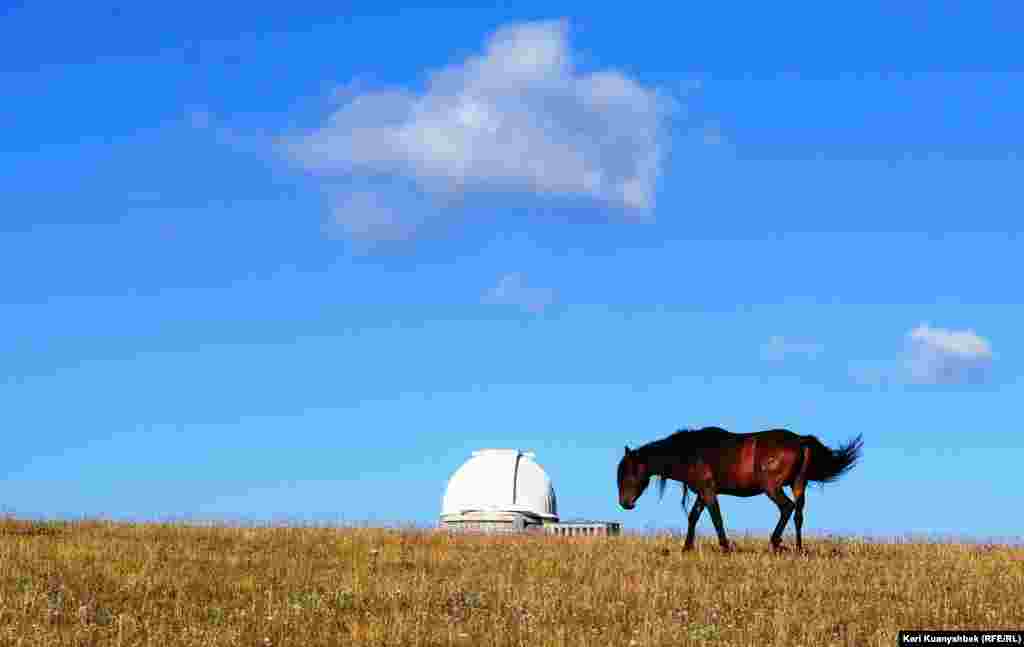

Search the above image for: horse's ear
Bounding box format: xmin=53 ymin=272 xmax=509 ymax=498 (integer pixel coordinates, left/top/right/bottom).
xmin=624 ymin=445 xmax=631 ymax=456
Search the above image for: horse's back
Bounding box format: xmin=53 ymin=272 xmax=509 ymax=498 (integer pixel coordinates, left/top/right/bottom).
xmin=707 ymin=428 xmax=803 ymax=463
xmin=690 ymin=427 xmax=746 ymax=449
xmin=690 ymin=427 xmax=803 ymax=447
xmin=751 ymin=428 xmax=803 ymax=445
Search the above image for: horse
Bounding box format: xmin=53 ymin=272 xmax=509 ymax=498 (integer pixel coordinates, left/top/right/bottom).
xmin=617 ymin=427 xmax=863 ymax=552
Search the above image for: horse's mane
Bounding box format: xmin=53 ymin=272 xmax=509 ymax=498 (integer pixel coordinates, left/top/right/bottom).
xmin=636 ymin=426 xmax=730 ymax=458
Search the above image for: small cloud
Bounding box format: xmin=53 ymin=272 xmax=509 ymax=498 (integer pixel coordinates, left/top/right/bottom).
xmin=902 ymin=323 xmax=994 ymax=385
xmin=680 ymin=79 xmax=703 ymax=94
xmin=847 ymin=323 xmax=995 ymax=387
xmin=183 ymin=107 xmax=271 ymax=155
xmin=187 ymin=108 xmax=213 ymax=130
xmin=322 ymin=190 xmax=419 ymax=244
xmin=124 ymin=191 xmax=165 ymax=205
xmin=761 ymin=336 xmax=823 ymax=362
xmin=281 ymin=19 xmax=677 ymax=243
xmin=848 ymin=361 xmax=895 ymax=389
xmin=482 ymin=273 xmax=556 ymax=314
xmin=328 ymin=78 xmax=367 ymax=104
xmin=702 ymin=120 xmax=725 ymax=146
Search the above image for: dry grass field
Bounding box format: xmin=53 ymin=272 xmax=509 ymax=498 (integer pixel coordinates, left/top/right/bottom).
xmin=0 ymin=517 xmax=1021 ymax=646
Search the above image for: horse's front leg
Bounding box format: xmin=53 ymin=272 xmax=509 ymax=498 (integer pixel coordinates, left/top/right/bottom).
xmin=698 ymin=489 xmax=731 ymax=552
xmin=683 ymin=498 xmax=705 ymax=551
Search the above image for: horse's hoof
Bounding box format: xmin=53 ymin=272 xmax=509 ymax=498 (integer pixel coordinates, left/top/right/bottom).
xmin=772 ymin=544 xmax=790 ymax=553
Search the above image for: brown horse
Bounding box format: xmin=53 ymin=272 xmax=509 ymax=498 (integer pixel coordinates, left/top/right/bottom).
xmin=617 ymin=427 xmax=863 ymax=552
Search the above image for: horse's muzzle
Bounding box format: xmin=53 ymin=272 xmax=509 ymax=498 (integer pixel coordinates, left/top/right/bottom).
xmin=620 ymin=501 xmax=635 ymax=510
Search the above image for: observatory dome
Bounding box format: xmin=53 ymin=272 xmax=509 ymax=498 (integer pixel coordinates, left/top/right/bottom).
xmin=441 ymin=449 xmax=558 ymax=523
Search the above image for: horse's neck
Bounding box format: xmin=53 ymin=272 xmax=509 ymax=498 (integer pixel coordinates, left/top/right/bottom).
xmin=645 ymin=451 xmax=684 ymax=479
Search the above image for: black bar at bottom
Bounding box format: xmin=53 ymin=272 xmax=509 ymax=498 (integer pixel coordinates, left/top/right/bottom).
xmin=899 ymin=631 xmax=1024 ymax=645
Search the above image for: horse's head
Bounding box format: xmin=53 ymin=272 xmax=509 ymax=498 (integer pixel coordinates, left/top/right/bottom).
xmin=617 ymin=446 xmax=651 ymax=510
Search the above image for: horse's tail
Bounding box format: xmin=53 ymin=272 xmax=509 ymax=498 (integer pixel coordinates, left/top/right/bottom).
xmin=801 ymin=434 xmax=863 ymax=484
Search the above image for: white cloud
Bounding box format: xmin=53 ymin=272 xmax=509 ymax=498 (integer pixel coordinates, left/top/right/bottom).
xmin=761 ymin=336 xmax=824 ymax=361
xmin=702 ymin=120 xmax=725 ymax=146
xmin=321 ymin=190 xmax=419 ymax=244
xmin=903 ymin=323 xmax=994 ymax=385
xmin=187 ymin=108 xmax=213 ymax=130
xmin=848 ymin=362 xmax=888 ymax=388
xmin=282 ymin=19 xmax=676 ymax=241
xmin=184 ymin=106 xmax=270 ymax=154
xmin=482 ymin=273 xmax=556 ymax=314
xmin=848 ymin=323 xmax=995 ymax=387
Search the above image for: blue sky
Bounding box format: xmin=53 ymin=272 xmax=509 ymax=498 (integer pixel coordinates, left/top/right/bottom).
xmin=2 ymin=3 xmax=1022 ymax=540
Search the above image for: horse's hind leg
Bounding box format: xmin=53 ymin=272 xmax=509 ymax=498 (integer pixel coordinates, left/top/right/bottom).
xmin=792 ymin=445 xmax=811 ymax=551
xmin=792 ymin=484 xmax=806 ymax=550
xmin=766 ymin=488 xmax=795 ymax=552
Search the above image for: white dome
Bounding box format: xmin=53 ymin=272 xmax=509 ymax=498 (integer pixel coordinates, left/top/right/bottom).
xmin=441 ymin=449 xmax=558 ymax=521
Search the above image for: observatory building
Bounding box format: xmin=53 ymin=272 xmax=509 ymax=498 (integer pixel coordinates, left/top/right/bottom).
xmin=440 ymin=449 xmax=557 ymax=532
xmin=439 ymin=449 xmax=620 ymax=536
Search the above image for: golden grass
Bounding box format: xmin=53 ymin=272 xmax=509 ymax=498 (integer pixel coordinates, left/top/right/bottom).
xmin=1 ymin=517 xmax=1021 ymax=646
